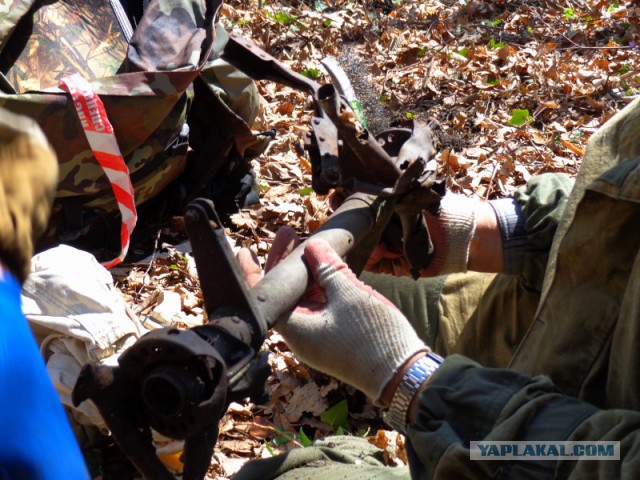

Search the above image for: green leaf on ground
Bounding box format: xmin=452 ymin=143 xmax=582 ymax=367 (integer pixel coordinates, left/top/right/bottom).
xmin=320 ymin=400 xmax=349 ymax=431
xmin=297 ymin=186 xmax=314 ymax=196
xmin=265 ymin=11 xmax=297 ymax=26
xmin=263 ymin=440 xmax=275 ymax=456
xmin=273 ymin=429 xmax=293 ymax=447
xmin=301 ymin=68 xmax=321 ymax=79
xmin=508 ymin=109 xmax=533 ymax=126
xmin=299 ymin=428 xmax=313 ymax=447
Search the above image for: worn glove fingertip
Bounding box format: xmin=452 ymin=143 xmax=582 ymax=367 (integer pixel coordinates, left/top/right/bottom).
xmin=303 ymin=238 xmax=344 ymax=275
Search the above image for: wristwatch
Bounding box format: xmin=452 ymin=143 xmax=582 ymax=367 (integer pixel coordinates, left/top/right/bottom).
xmin=384 ymin=352 xmax=443 ymax=434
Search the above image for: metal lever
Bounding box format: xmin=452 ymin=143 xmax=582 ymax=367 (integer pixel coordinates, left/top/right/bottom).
xmin=72 ymin=200 xmax=272 ymax=480
xmin=184 ymin=198 xmax=267 ymax=350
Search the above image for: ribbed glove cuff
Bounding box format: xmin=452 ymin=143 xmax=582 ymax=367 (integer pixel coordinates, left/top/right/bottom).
xmin=428 ymin=193 xmax=476 ymax=274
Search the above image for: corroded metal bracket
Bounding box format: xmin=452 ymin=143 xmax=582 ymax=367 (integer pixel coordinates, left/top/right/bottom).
xmin=73 ymin=33 xmax=446 ymax=480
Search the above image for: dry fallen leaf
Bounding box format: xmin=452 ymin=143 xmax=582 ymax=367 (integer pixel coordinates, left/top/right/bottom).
xmin=561 ymin=139 xmax=586 ymax=156
xmin=106 ymin=2 xmax=640 ymax=477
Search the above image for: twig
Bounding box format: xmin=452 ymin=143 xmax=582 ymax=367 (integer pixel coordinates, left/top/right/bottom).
xmin=143 ymin=229 xmax=163 ymax=278
xmin=484 ymin=161 xmax=499 ymax=200
xmin=129 ymin=229 xmax=162 ymax=303
xmin=242 ymin=422 xmax=305 ymax=449
xmin=557 ymin=45 xmax=636 ymax=51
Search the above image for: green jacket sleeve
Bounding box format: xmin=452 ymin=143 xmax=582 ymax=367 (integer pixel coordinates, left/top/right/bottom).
xmin=492 ymin=173 xmax=573 ymax=286
xmin=406 ymin=355 xmax=640 ymax=479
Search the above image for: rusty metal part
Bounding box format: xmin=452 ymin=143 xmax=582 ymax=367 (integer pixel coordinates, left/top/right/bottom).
xmin=223 ymin=34 xmax=447 ymax=278
xmin=343 ymin=123 xmax=440 ymax=276
xmin=72 ymin=193 xmax=389 ymax=479
xmin=73 ymin=364 xmax=174 ymax=480
xmin=222 ymin=34 xmax=320 ymax=100
xmin=252 ymin=192 xmax=383 ymax=327
xmin=388 ymin=120 xmax=444 ymax=277
xmin=185 ymin=198 xmax=267 ymax=349
xmin=316 ymin=84 xmax=401 ymax=193
xmin=73 ymin=40 xmax=447 ymax=480
xmin=345 ymin=195 xmax=398 ymax=276
xmin=72 ymin=326 xmax=230 ymax=480
xmin=222 ymin=37 xmax=425 ymax=198
xmin=306 ymin=118 xmax=445 ymax=278
xmin=308 ymin=115 xmax=340 ymax=194
xmin=73 ymin=199 xmax=272 ymax=480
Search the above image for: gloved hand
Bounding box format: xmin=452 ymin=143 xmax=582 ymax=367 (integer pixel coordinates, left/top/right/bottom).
xmin=274 ymin=238 xmax=428 ymax=404
xmin=0 ymin=108 xmax=58 ymax=283
xmin=366 ymin=192 xmax=476 ymax=277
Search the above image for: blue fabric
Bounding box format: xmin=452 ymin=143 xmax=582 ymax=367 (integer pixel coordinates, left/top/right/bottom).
xmin=0 ymin=273 xmax=89 ymax=480
xmin=489 ymin=197 xmax=527 ymax=275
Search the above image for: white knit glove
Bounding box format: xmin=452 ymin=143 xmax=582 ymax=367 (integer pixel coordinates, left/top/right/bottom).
xmin=421 ymin=192 xmax=476 ymax=275
xmin=275 ymin=238 xmax=428 ymax=403
xmin=366 ymin=192 xmax=476 ymax=277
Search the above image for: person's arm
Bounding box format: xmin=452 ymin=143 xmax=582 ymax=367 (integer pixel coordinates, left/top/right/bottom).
xmin=366 ymin=173 xmax=574 ymax=280
xmin=0 ymin=108 xmax=59 ymax=283
xmin=241 ymin=235 xmax=635 ymax=480
xmin=0 ymin=108 xmax=89 ymax=479
xmin=366 ymin=193 xmax=503 ymax=276
xmin=467 ymin=200 xmax=503 ymax=272
xmin=0 ymin=266 xmax=90 ymax=479
xmin=397 ymin=355 xmax=640 ymax=479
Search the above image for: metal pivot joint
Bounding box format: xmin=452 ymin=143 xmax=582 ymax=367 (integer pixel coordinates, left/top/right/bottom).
xmin=73 ymin=38 xmax=448 ymax=480
xmin=72 ymin=199 xmax=272 ymax=480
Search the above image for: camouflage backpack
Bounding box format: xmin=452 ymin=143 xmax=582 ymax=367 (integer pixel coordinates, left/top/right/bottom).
xmin=0 ymin=0 xmax=267 ymax=261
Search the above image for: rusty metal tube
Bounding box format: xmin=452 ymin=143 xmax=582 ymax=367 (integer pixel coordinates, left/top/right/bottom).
xmin=250 ymin=193 xmax=379 ymax=327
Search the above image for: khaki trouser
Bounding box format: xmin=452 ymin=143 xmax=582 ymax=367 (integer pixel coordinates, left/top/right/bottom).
xmin=363 ymin=171 xmax=573 ymax=368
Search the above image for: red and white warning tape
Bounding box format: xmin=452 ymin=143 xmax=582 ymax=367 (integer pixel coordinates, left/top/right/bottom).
xmin=60 ymin=74 xmax=137 ymax=268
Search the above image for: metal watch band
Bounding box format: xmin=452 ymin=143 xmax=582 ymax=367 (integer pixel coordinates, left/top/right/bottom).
xmin=384 ymin=352 xmax=443 ymax=434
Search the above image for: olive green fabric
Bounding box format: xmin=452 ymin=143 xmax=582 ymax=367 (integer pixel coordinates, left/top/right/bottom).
xmin=358 ymin=273 xmax=444 ymax=347
xmin=234 ymin=171 xmax=574 ymax=480
xmin=234 ymin=436 xmax=409 ymax=480
xmin=510 ymin=97 xmax=640 ymax=411
xmin=406 ymin=355 xmax=640 ymax=480
xmin=0 ymin=107 xmax=57 ymax=282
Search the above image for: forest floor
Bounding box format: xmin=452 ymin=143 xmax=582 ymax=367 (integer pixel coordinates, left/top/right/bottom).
xmin=113 ymin=0 xmax=638 ymax=477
